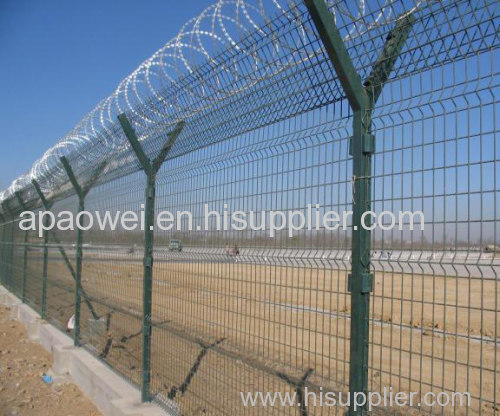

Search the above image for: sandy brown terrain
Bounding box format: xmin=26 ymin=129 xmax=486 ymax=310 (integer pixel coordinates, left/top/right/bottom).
xmin=0 ymin=305 xmax=101 ymax=416
xmin=14 ymin=254 xmax=499 ymax=415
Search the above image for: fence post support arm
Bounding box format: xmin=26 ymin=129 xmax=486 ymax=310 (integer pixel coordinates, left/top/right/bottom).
xmin=304 ymin=1 xmax=415 ymax=414
xmin=82 ymin=161 xmax=107 ymax=197
xmin=118 ymin=113 xmax=184 ymax=402
xmin=304 ymin=0 xmax=365 ymax=111
xmin=363 ymin=13 xmax=416 ymax=105
xmin=151 ymin=121 xmax=185 ymax=173
xmin=117 ymin=114 xmax=152 ymax=176
xmin=31 ymin=180 xmax=52 ymax=210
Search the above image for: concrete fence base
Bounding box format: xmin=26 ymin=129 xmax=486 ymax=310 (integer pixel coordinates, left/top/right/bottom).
xmin=0 ymin=285 xmax=177 ymax=416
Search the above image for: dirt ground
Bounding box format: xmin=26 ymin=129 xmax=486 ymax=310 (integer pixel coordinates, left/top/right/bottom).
xmin=0 ymin=305 xmax=101 ymax=416
xmin=15 ymin=255 xmax=500 ymax=415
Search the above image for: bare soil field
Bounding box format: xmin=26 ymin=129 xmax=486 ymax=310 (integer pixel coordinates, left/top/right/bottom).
xmin=0 ymin=305 xmax=101 ymax=416
xmin=22 ymin=255 xmax=499 ymax=415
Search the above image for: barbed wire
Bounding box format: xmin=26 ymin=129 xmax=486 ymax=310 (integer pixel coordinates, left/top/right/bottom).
xmin=0 ymin=0 xmax=480 ymax=210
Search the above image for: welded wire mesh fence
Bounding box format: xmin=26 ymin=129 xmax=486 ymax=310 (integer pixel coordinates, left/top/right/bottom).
xmin=0 ymin=0 xmax=498 ymax=414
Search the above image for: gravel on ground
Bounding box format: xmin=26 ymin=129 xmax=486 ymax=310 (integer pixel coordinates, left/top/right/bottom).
xmin=0 ymin=305 xmax=101 ymax=416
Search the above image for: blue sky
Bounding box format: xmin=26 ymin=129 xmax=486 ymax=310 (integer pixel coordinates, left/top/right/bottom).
xmin=0 ymin=0 xmax=215 ymax=190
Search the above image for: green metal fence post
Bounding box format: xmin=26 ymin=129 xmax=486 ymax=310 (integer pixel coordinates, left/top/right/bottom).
xmin=0 ymin=205 xmax=8 ymax=289
xmin=0 ymin=211 xmax=5 ymax=286
xmin=3 ymin=200 xmax=17 ymax=295
xmin=142 ymin=171 xmax=155 ymax=401
xmin=33 ymin=178 xmax=101 ymax=323
xmin=14 ymin=191 xmax=28 ymax=304
xmin=304 ymin=3 xmax=368 ymax=412
xmin=118 ymin=113 xmax=184 ymax=402
xmin=60 ymin=156 xmax=85 ymax=346
xmin=32 ymin=179 xmax=52 ymax=319
xmin=304 ymin=1 xmax=414 ymax=413
xmin=60 ymin=157 xmax=107 ymax=346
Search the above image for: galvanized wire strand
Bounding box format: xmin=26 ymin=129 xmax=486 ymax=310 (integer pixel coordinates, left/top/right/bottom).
xmin=2 ymin=0 xmax=487 ymax=208
xmin=0 ymin=1 xmax=498 ymax=415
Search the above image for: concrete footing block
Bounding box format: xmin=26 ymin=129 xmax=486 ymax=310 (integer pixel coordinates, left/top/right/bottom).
xmin=3 ymin=292 xmax=20 ymax=306
xmin=69 ymin=349 xmax=128 ymax=413
xmin=0 ymin=284 xmax=176 ymax=416
xmin=110 ymin=399 xmax=174 ymax=416
xmin=3 ymin=292 xmax=21 ymax=318
xmin=38 ymin=322 xmax=73 ymax=353
xmin=0 ymin=285 xmax=7 ymax=301
xmin=26 ymin=318 xmax=41 ymax=341
xmin=18 ymin=304 xmax=42 ymax=340
xmin=52 ymin=344 xmax=75 ymax=375
xmin=9 ymin=304 xmax=20 ymax=319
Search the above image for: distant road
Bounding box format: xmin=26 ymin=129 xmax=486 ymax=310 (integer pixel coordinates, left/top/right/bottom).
xmin=22 ymin=244 xmax=500 ymax=279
